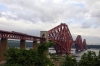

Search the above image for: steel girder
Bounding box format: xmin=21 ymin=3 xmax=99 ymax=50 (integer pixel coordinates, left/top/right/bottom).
xmin=83 ymin=39 xmax=87 ymax=50
xmin=48 ymin=23 xmax=73 ymax=54
xmin=75 ymin=35 xmax=88 ymax=51
xmin=48 ymin=23 xmax=88 ymax=54
xmin=75 ymin=35 xmax=83 ymax=51
xmin=0 ymin=30 xmax=45 ymax=42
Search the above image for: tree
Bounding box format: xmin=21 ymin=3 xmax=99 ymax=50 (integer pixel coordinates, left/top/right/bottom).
xmin=61 ymin=55 xmax=77 ymax=66
xmin=33 ymin=41 xmax=55 ymax=66
xmin=78 ymin=51 xmax=100 ymax=66
xmin=94 ymin=51 xmax=100 ymax=66
xmin=4 ymin=41 xmax=55 ymax=66
xmin=61 ymin=51 xmax=100 ymax=66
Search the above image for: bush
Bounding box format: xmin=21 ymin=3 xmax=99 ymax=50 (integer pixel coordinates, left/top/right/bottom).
xmin=4 ymin=41 xmax=55 ymax=66
xmin=61 ymin=51 xmax=100 ymax=66
xmin=4 ymin=41 xmax=100 ymax=66
xmin=79 ymin=51 xmax=100 ymax=66
xmin=61 ymin=55 xmax=77 ymax=66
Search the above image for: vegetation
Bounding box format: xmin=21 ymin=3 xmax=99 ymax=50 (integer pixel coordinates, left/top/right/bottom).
xmin=61 ymin=55 xmax=77 ymax=66
xmin=4 ymin=41 xmax=55 ymax=66
xmin=60 ymin=51 xmax=100 ymax=66
xmin=78 ymin=51 xmax=100 ymax=66
xmin=49 ymin=53 xmax=64 ymax=61
xmin=4 ymin=41 xmax=100 ymax=66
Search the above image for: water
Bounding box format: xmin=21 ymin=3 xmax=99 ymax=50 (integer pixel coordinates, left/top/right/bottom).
xmin=49 ymin=48 xmax=100 ymax=61
xmin=7 ymin=40 xmax=100 ymax=61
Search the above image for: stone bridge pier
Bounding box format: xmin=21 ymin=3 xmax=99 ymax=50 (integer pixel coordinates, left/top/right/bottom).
xmin=0 ymin=30 xmax=45 ymax=62
xmin=0 ymin=39 xmax=27 ymax=62
xmin=0 ymin=39 xmax=39 ymax=62
xmin=0 ymin=38 xmax=8 ymax=62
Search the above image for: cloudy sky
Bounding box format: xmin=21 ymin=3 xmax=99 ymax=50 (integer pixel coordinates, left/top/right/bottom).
xmin=0 ymin=0 xmax=100 ymax=44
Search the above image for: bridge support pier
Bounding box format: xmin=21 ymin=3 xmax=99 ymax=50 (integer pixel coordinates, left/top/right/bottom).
xmin=0 ymin=38 xmax=8 ymax=62
xmin=20 ymin=40 xmax=26 ymax=49
xmin=0 ymin=40 xmax=1 ymax=62
xmin=33 ymin=41 xmax=37 ymax=50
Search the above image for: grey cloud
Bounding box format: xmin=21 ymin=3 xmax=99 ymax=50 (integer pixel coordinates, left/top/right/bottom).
xmin=0 ymin=0 xmax=89 ymax=23
xmin=81 ymin=22 xmax=93 ymax=28
xmin=0 ymin=0 xmax=100 ymax=28
xmin=94 ymin=18 xmax=100 ymax=28
xmin=88 ymin=0 xmax=100 ymax=18
xmin=82 ymin=36 xmax=100 ymax=45
xmin=72 ymin=34 xmax=100 ymax=45
xmin=0 ymin=13 xmax=2 ymax=17
xmin=0 ymin=0 xmax=100 ymax=44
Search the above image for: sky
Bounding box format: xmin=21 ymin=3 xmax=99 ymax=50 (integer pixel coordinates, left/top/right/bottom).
xmin=0 ymin=0 xmax=100 ymax=45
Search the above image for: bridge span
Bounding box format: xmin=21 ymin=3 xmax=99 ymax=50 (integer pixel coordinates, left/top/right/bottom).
xmin=41 ymin=23 xmax=87 ymax=54
xmin=0 ymin=30 xmax=45 ymax=62
xmin=0 ymin=23 xmax=87 ymax=62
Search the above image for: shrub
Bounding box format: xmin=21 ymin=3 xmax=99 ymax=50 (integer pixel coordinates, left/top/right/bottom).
xmin=61 ymin=55 xmax=77 ymax=66
xmin=4 ymin=41 xmax=55 ymax=66
xmin=78 ymin=51 xmax=100 ymax=66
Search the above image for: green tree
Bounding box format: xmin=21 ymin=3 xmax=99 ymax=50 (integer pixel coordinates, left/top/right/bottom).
xmin=4 ymin=48 xmax=37 ymax=66
xmin=78 ymin=51 xmax=99 ymax=66
xmin=33 ymin=41 xmax=55 ymax=66
xmin=61 ymin=55 xmax=77 ymax=66
xmin=4 ymin=41 xmax=55 ymax=66
xmin=94 ymin=51 xmax=100 ymax=66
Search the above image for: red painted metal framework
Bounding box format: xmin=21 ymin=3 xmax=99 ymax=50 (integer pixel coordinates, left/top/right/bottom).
xmin=48 ymin=23 xmax=87 ymax=54
xmin=0 ymin=30 xmax=45 ymax=42
xmin=82 ymin=39 xmax=87 ymax=50
xmin=75 ymin=35 xmax=83 ymax=51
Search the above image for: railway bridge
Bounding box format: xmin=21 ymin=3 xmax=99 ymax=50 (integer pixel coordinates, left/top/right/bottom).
xmin=0 ymin=30 xmax=45 ymax=62
xmin=0 ymin=23 xmax=87 ymax=62
xmin=41 ymin=23 xmax=87 ymax=54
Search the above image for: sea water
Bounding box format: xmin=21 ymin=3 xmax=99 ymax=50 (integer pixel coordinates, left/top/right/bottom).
xmin=49 ymin=48 xmax=100 ymax=61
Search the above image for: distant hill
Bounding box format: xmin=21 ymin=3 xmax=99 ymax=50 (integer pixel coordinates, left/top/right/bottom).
xmin=8 ymin=40 xmax=100 ymax=49
xmin=72 ymin=44 xmax=100 ymax=49
xmin=87 ymin=45 xmax=100 ymax=49
xmin=8 ymin=40 xmax=33 ymax=47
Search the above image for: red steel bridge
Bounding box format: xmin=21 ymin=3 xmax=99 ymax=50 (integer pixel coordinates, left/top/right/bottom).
xmin=0 ymin=30 xmax=45 ymax=61
xmin=0 ymin=23 xmax=87 ymax=61
xmin=48 ymin=23 xmax=87 ymax=54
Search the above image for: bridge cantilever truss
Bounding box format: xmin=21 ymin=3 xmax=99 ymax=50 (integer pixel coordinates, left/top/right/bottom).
xmin=48 ymin=23 xmax=73 ymax=54
xmin=75 ymin=35 xmax=83 ymax=51
xmin=83 ymin=39 xmax=87 ymax=50
xmin=48 ymin=23 xmax=87 ymax=54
